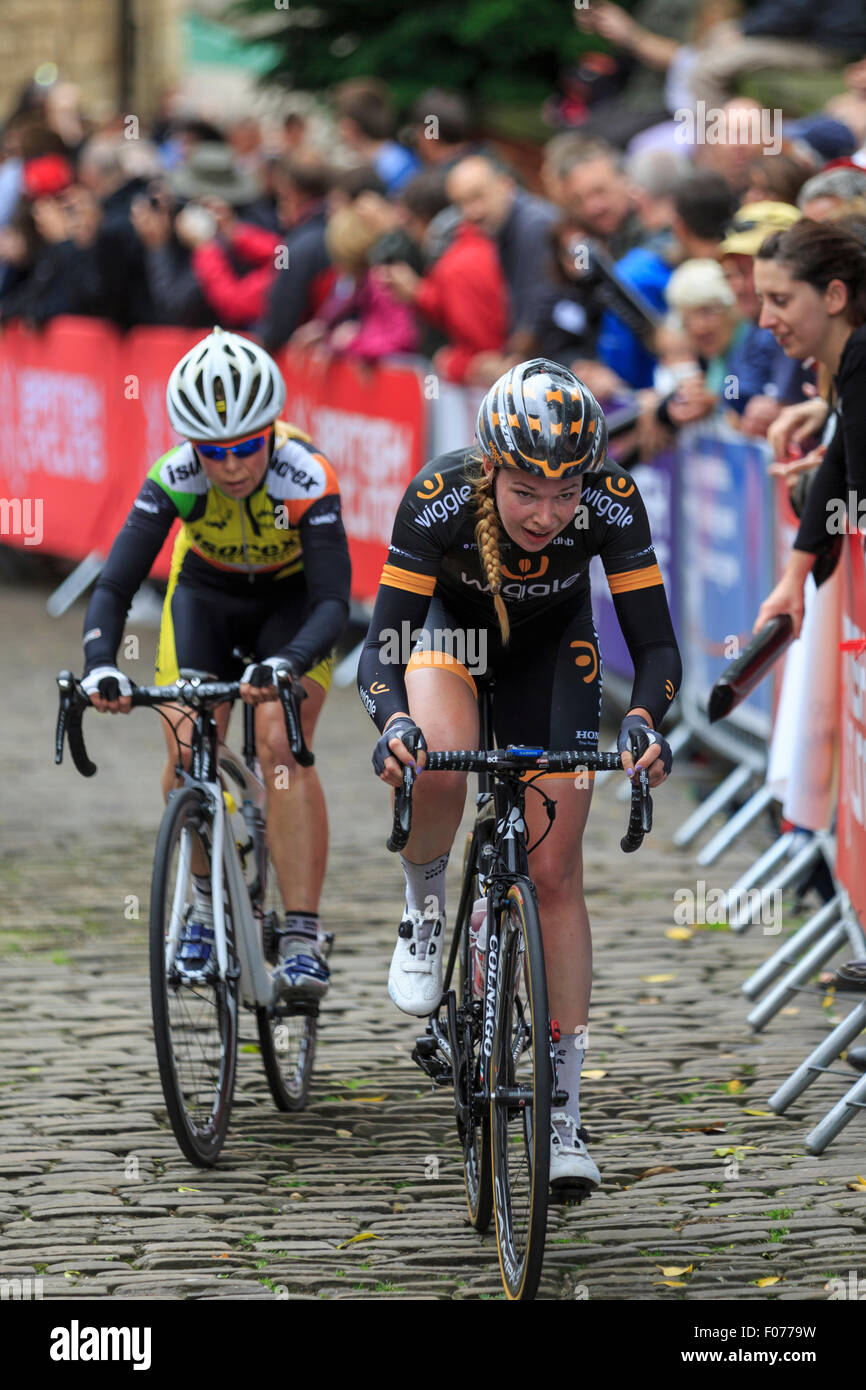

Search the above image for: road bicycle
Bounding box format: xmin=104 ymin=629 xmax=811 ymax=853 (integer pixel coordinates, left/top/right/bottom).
xmin=388 ymin=676 xmax=653 ymax=1300
xmin=55 ymin=663 xmax=331 ymax=1167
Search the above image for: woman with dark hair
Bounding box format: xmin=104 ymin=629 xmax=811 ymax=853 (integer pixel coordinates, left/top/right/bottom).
xmin=753 ymin=219 xmax=866 ymax=636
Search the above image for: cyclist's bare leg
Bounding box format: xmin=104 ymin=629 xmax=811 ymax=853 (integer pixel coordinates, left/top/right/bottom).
xmin=401 ymin=666 xmax=479 ymax=863
xmin=160 ymin=701 xmax=233 ymax=876
xmin=522 ymin=778 xmax=593 ymax=1035
xmin=254 ymin=676 xmax=327 ymax=914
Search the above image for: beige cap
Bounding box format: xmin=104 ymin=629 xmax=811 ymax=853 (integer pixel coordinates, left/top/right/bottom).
xmin=719 ymin=201 xmax=801 ymax=258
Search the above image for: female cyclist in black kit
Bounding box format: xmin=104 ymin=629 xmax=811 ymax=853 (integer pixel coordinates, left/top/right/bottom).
xmin=358 ymin=358 xmax=682 ymax=1189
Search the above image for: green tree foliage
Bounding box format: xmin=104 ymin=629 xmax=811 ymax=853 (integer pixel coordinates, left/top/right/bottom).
xmin=227 ymin=0 xmax=617 ymax=107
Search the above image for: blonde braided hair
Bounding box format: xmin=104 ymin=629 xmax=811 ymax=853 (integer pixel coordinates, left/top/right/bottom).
xmin=467 ymin=451 xmax=510 ymax=645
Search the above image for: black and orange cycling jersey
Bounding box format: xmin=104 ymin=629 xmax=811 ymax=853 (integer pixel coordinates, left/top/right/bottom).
xmin=83 ymin=422 xmax=351 ymax=686
xmin=358 ymin=448 xmax=681 ymax=746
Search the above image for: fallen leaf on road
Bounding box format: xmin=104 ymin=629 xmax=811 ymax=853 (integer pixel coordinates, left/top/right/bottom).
xmin=743 ymin=1109 xmax=774 ymax=1117
xmin=337 ymin=1232 xmax=383 ymax=1249
xmin=582 ymin=1069 xmax=607 ymax=1080
xmin=354 ymin=1095 xmax=387 ymax=1103
xmin=712 ymin=1146 xmax=758 ymax=1158
xmin=658 ymin=1264 xmax=693 ymax=1276
xmin=780 ymin=1007 xmax=799 ymax=1016
xmin=177 ymin=1186 xmax=203 ymax=1193
xmin=653 ymin=1280 xmax=686 ymax=1288
xmin=641 ymin=973 xmax=677 ymax=983
xmin=335 ymin=1129 xmax=352 ymax=1138
xmin=638 ymin=996 xmax=660 ymax=1005
xmin=755 ymin=1276 xmax=780 ymax=1287
xmin=680 ymin=1124 xmax=726 ymax=1133
xmin=725 ymin=1079 xmax=744 ymax=1094
xmin=240 ymin=1044 xmax=260 ymax=1053
xmin=665 ymin=927 xmax=693 ymax=941
xmin=846 ymin=1176 xmax=866 ymax=1192
xmin=637 ymin=1165 xmax=678 ymax=1179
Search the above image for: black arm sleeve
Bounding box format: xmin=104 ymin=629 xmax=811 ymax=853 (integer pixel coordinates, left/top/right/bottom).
xmin=592 ymin=473 xmax=682 ymax=728
xmin=82 ymin=481 xmax=176 ymax=674
xmin=612 ymin=584 xmax=682 ymax=729
xmin=276 ymin=496 xmax=351 ymax=673
xmin=357 ymin=582 xmax=433 ymax=733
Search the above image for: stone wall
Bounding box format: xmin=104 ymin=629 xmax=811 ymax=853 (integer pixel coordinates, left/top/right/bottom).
xmin=1 ymin=0 xmax=184 ymax=126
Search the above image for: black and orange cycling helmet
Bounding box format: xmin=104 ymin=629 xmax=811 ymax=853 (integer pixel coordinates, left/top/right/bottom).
xmin=476 ymin=358 xmax=607 ymax=481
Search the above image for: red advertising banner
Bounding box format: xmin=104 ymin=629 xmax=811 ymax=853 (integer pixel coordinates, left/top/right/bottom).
xmin=278 ymin=347 xmax=427 ymax=601
xmin=0 ymin=318 xmax=120 ymax=558
xmin=0 ymin=321 xmax=427 ymax=600
xmin=837 ymin=535 xmax=866 ymax=925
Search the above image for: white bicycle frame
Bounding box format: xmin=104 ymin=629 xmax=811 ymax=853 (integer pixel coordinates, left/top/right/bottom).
xmin=163 ymin=744 xmax=277 ymax=1010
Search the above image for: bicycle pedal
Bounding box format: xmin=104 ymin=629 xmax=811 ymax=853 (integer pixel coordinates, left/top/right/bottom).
xmin=412 ymin=1035 xmax=451 ymax=1084
xmin=271 ymin=1000 xmax=320 ymax=1019
xmin=549 ymin=1181 xmax=595 ymax=1207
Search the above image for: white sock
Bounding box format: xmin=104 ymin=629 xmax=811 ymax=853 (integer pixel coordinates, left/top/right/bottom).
xmin=554 ymin=1033 xmax=586 ymax=1129
xmin=400 ymin=852 xmax=449 ymax=917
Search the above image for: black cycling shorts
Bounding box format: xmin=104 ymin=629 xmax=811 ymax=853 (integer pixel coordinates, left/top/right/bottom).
xmin=404 ymin=592 xmax=602 ymax=752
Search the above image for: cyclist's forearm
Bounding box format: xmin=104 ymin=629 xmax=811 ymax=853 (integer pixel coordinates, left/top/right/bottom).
xmin=277 ymin=597 xmax=349 ymax=675
xmin=611 ymin=580 xmax=682 ymax=728
xmin=357 ymin=583 xmax=431 ymax=733
xmin=82 ymin=511 xmax=170 ymax=673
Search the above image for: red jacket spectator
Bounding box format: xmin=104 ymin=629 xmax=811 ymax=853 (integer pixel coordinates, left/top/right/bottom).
xmin=192 ymin=223 xmax=281 ymax=329
xmin=413 ymin=222 xmax=507 ymax=382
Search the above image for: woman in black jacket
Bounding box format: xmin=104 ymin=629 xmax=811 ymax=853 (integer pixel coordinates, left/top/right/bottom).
xmin=753 ymin=220 xmax=866 ymax=637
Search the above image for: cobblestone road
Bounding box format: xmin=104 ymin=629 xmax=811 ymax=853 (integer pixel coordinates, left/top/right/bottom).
xmin=1 ymin=583 xmax=864 ymax=1301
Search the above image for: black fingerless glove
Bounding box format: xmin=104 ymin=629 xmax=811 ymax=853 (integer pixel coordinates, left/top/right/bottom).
xmin=617 ymin=713 xmax=672 ymax=775
xmin=372 ymin=716 xmax=427 ymax=776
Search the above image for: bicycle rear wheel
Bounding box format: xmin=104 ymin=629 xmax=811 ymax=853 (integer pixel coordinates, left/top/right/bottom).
xmin=253 ymin=832 xmax=318 ymax=1113
xmin=150 ymin=788 xmax=239 ymax=1167
xmin=489 ymin=881 xmax=552 ymax=1300
xmin=455 ymin=831 xmax=492 ymax=1231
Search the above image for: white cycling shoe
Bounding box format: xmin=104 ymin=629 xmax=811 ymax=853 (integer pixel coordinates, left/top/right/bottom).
xmin=388 ymin=907 xmax=445 ymax=1016
xmin=549 ymin=1112 xmax=600 ymax=1191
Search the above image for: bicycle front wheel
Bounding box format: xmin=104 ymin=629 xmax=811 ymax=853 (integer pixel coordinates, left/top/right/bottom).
xmin=150 ymin=788 xmax=239 ymax=1167
xmin=455 ymin=831 xmax=492 ymax=1232
xmin=489 ymin=881 xmax=552 ymax=1300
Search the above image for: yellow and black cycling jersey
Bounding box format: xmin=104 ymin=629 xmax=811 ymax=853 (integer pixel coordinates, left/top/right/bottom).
xmin=83 ymin=421 xmax=351 ymax=680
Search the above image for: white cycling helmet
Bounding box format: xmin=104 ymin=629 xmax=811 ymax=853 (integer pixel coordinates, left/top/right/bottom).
xmin=166 ymin=326 xmax=286 ymax=442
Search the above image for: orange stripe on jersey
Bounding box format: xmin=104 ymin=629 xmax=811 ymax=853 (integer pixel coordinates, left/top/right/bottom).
xmin=380 ymin=563 xmax=437 ymax=596
xmin=607 ymin=563 xmax=664 ymax=594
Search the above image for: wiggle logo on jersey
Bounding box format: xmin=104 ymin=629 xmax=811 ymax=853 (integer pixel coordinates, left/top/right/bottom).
xmin=581 ymin=483 xmax=634 ymax=527
xmin=570 ymin=639 xmax=598 ymax=683
xmin=606 ymin=476 xmax=635 ymax=499
xmin=416 ymin=472 xmax=444 ymax=499
xmin=414 ymin=483 xmax=472 ymax=529
xmin=461 ymin=569 xmax=583 ymax=601
xmin=501 ymin=556 xmax=549 ymax=582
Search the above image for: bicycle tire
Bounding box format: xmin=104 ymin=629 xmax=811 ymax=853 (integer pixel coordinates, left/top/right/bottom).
xmin=489 ymin=880 xmax=552 ymax=1300
xmin=256 ymin=999 xmax=317 ymax=1112
xmin=455 ymin=831 xmax=493 ymax=1232
xmin=150 ymin=787 xmax=239 ymax=1167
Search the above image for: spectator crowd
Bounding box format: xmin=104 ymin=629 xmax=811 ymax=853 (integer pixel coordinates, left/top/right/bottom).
xmin=2 ymin=0 xmax=866 ymax=465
